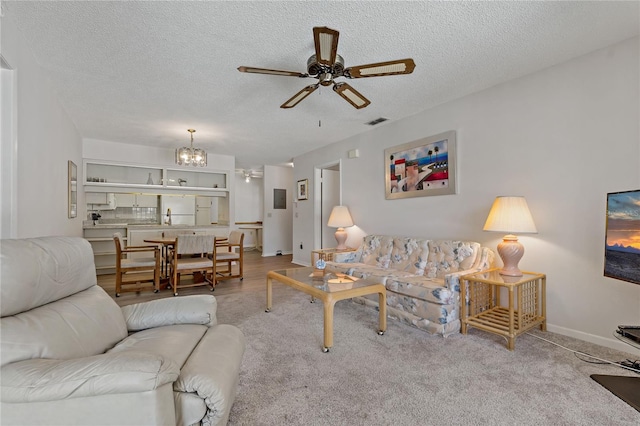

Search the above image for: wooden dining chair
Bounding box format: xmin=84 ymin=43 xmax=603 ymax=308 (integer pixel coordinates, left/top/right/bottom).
xmin=113 ymin=232 xmax=160 ymax=297
xmin=168 ymin=234 xmax=216 ymax=296
xmin=161 ymin=230 xmax=194 ymax=267
xmin=212 ymin=231 xmax=244 ymax=286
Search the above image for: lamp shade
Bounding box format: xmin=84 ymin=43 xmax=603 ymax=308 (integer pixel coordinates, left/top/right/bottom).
xmin=327 ymin=206 xmax=354 ymax=228
xmin=483 ymin=196 xmax=537 ymax=234
xmin=327 ymin=206 xmax=354 ymax=250
xmin=483 ymin=196 xmax=537 ymax=277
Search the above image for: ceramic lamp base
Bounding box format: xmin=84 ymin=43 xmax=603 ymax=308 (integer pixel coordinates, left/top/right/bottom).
xmin=334 ymin=228 xmax=348 ymax=250
xmin=497 ymin=234 xmax=524 ymax=277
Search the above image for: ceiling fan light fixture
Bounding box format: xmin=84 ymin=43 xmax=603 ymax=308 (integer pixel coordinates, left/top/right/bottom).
xmin=175 ymin=129 xmax=207 ymax=167
xmin=281 ymin=84 xmax=318 ymax=108
xmin=334 ymin=83 xmax=370 ymax=109
xmin=239 ymin=26 xmax=414 ymax=109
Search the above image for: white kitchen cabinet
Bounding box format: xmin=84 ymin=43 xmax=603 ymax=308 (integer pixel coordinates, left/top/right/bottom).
xmin=86 ymin=192 xmax=116 ymax=210
xmin=115 ymin=193 xmax=159 ymax=208
xmin=114 ymin=193 xmax=136 ymax=207
xmin=135 ymin=194 xmax=158 ymax=207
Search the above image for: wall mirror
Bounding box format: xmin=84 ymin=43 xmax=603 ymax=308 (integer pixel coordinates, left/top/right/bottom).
xmin=68 ymin=160 xmax=77 ymax=218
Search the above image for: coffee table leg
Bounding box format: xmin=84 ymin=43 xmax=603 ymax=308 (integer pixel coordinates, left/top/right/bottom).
xmin=322 ymin=300 xmax=335 ymax=352
xmin=378 ymin=291 xmax=387 ymax=335
xmin=265 ymin=277 xmax=272 ymax=313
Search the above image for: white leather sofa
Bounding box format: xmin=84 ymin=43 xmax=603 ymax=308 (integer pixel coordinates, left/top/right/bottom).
xmin=0 ymin=237 xmax=245 ymax=426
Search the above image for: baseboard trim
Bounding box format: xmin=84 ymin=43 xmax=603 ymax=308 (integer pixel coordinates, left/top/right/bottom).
xmin=262 ymin=250 xmax=293 ymax=257
xmin=547 ymin=323 xmax=639 ymax=355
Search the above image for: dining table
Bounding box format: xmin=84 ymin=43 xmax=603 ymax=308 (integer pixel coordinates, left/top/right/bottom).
xmin=144 ymin=236 xmax=230 ymax=280
xmin=143 ymin=237 xmax=177 ymax=280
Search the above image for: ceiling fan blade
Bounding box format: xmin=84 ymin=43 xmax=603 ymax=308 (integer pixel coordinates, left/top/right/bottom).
xmin=281 ymin=84 xmax=319 ymax=109
xmin=238 ymin=66 xmax=308 ymax=78
xmin=345 ymin=58 xmax=416 ymax=78
xmin=333 ymin=83 xmax=371 ymax=109
xmin=313 ymin=26 xmax=340 ymax=66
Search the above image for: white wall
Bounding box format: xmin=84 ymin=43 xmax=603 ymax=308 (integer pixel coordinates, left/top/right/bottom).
xmin=234 ymin=173 xmax=263 ymax=223
xmin=293 ymin=37 xmax=640 ymax=352
xmin=262 ymin=165 xmax=293 ymax=256
xmin=1 ymin=12 xmax=83 ymax=238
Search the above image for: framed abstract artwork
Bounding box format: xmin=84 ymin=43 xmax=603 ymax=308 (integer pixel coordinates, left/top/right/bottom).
xmin=604 ymin=189 xmax=640 ymax=285
xmin=384 ymin=130 xmax=457 ymax=200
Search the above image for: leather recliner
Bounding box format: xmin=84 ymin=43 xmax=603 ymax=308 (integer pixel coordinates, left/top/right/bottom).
xmin=0 ymin=237 xmax=246 ymax=426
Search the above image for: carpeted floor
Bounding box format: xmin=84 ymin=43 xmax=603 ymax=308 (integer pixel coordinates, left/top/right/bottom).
xmin=215 ymin=286 xmax=640 ymax=425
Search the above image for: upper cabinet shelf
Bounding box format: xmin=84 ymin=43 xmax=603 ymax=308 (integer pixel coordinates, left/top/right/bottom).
xmin=84 ymin=161 xmax=229 ymax=194
xmin=86 ymin=163 xmax=163 ymax=187
xmin=165 ymin=168 xmax=226 ymax=190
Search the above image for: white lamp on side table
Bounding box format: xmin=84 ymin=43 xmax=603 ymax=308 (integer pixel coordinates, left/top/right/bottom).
xmin=483 ymin=196 xmax=537 ymax=277
xmin=327 ymin=206 xmax=354 ymax=250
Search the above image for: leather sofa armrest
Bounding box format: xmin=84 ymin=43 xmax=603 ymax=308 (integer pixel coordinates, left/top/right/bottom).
xmin=1 ymin=352 xmax=179 ymax=403
xmin=121 ymin=295 xmax=218 ymax=331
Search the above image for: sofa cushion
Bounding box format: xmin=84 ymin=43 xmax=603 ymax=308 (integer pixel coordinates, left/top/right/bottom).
xmin=349 ymin=265 xmax=415 ymax=283
xmin=174 ymin=324 xmax=246 ymax=426
xmin=389 ymin=237 xmax=430 ymax=274
xmin=424 ymin=240 xmax=480 ymax=278
xmin=360 ymin=235 xmax=394 ymax=268
xmin=387 ymin=293 xmax=458 ymax=325
xmin=386 ymin=276 xmax=452 ymax=305
xmin=1 ymin=237 xmax=98 ymax=317
xmin=108 ymin=324 xmax=208 ymax=369
xmin=1 ymin=286 xmax=128 ymax=366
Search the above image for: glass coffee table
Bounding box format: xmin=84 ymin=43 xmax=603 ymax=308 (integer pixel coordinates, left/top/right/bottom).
xmin=266 ymin=267 xmax=386 ymax=352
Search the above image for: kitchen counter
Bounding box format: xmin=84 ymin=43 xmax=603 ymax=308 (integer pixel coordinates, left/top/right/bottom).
xmin=83 ymin=223 xmax=129 ymax=229
xmin=128 ymin=224 xmax=228 ymax=230
xmin=83 ymin=223 xmax=228 ymax=230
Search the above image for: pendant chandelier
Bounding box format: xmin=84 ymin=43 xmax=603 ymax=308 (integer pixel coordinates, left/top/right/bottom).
xmin=175 ymin=129 xmax=207 ymax=167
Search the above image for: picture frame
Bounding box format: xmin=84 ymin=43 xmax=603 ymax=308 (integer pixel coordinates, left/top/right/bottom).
xmin=68 ymin=160 xmax=77 ymax=218
xmin=297 ymin=179 xmax=308 ymax=201
xmin=604 ymin=189 xmax=640 ymax=285
xmin=384 ymin=130 xmax=457 ymax=200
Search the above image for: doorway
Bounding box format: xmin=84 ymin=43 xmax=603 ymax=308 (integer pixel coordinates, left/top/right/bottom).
xmin=314 ymin=161 xmax=341 ymax=250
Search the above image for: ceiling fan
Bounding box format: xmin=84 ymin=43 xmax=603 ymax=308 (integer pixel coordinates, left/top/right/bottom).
xmin=238 ymin=26 xmax=416 ymax=109
xmin=236 ymin=168 xmax=263 ymax=182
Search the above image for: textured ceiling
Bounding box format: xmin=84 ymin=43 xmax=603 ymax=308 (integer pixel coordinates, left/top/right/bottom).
xmin=4 ymin=1 xmax=639 ymax=170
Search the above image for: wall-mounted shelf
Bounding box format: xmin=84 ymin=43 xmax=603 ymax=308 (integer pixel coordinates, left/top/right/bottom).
xmin=84 ymin=160 xmax=229 ymax=195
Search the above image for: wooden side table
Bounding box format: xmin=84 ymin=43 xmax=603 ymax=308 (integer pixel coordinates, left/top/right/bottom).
xmin=310 ymin=247 xmax=357 ymax=267
xmin=460 ymin=268 xmax=546 ymax=350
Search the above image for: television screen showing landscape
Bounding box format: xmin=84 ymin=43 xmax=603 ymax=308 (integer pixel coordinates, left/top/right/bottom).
xmin=604 ymin=189 xmax=640 ymax=285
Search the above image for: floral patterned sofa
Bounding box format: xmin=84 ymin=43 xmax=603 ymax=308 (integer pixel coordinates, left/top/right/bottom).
xmin=325 ymin=235 xmax=494 ymax=336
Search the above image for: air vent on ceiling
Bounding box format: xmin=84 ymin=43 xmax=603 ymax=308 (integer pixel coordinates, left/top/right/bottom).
xmin=366 ymin=117 xmax=388 ymax=126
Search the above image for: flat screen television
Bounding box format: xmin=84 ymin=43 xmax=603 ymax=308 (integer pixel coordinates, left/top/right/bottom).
xmin=604 ymin=189 xmax=640 ymax=285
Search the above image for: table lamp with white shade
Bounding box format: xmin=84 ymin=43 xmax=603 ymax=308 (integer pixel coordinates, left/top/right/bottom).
xmin=483 ymin=196 xmax=537 ymax=277
xmin=327 ymin=206 xmax=354 ymax=250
